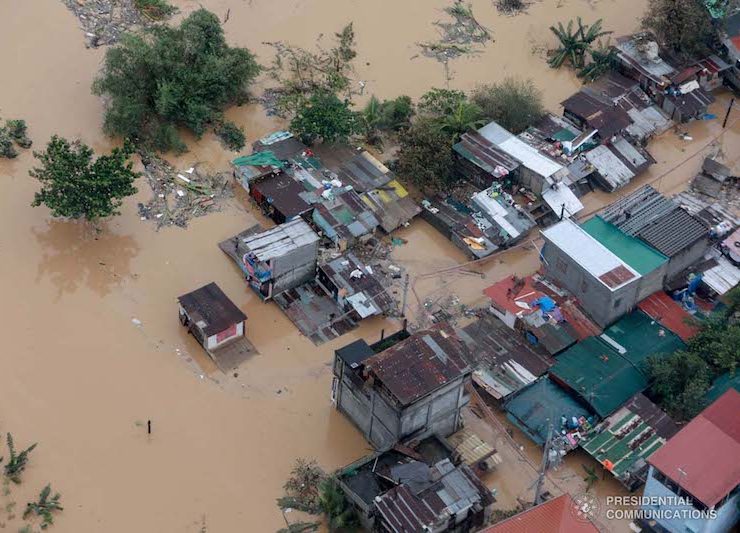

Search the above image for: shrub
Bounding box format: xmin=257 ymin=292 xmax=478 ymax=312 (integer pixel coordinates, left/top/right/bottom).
xmin=472 ymin=78 xmax=545 ymax=134
xmin=215 ymin=121 xmax=246 ymax=151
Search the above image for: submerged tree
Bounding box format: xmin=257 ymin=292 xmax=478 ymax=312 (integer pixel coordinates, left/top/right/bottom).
xmin=642 ymin=0 xmax=718 ymax=60
xmin=93 ymin=9 xmax=260 ymax=152
xmin=3 ymin=433 xmax=37 ymax=484
xmin=24 ymin=484 xmax=63 ymax=529
xmin=549 ymin=18 xmax=611 ymax=69
xmin=318 ymin=477 xmax=359 ymax=532
xmin=472 ymin=78 xmax=545 ymax=133
xmin=291 ymin=91 xmax=362 ymax=145
xmin=30 ymin=136 xmax=138 ymax=223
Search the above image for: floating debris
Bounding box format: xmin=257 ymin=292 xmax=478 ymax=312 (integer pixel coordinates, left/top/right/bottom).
xmin=137 ymin=152 xmax=233 ymax=230
xmin=419 ymin=3 xmax=492 ymax=62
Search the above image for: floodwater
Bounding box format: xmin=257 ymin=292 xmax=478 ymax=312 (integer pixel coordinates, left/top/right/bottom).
xmin=0 ymin=0 xmax=738 ymax=531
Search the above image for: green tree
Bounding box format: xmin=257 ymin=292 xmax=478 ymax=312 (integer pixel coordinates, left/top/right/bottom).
xmin=291 ymin=92 xmax=362 ymax=145
xmin=549 ymin=18 xmax=611 ymax=69
xmin=318 ymin=477 xmax=359 ymax=532
xmin=578 ymin=42 xmax=619 ymax=82
xmin=647 ymin=351 xmax=712 ymax=421
xmin=23 ymin=484 xmax=63 ymax=529
xmin=418 ymin=88 xmax=467 ymax=117
xmin=3 ymin=434 xmax=37 ymax=484
xmin=642 ymin=0 xmax=718 ymax=60
xmin=436 ymin=99 xmax=484 ymax=140
xmin=214 ymin=121 xmax=246 ymax=151
xmin=30 ymin=136 xmax=138 ymax=223
xmin=395 ymin=118 xmax=455 ymax=193
xmin=687 ymin=315 xmax=740 ymax=376
xmin=472 ymin=78 xmax=545 ymax=134
xmin=92 ymin=9 xmax=260 ymax=152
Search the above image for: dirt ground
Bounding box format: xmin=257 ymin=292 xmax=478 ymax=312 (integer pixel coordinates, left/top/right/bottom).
xmin=0 ymin=0 xmax=738 ymax=531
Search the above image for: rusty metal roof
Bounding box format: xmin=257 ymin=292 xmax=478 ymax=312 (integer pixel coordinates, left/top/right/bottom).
xmin=178 ymin=282 xmax=247 ymax=337
xmin=367 ymin=323 xmax=472 ymax=406
xmin=453 ymin=131 xmax=520 ymax=176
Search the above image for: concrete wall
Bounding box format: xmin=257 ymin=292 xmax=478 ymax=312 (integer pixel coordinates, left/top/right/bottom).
xmin=642 ymin=466 xmax=740 ymax=533
xmin=334 ymin=355 xmax=470 ymax=450
xmin=518 ymin=167 xmax=547 ymax=195
xmin=664 ymin=237 xmax=711 ymax=283
xmin=541 ymin=242 xmax=640 ymax=327
xmin=206 ymin=321 xmax=244 ymax=350
xmin=636 ymin=262 xmax=668 ymax=302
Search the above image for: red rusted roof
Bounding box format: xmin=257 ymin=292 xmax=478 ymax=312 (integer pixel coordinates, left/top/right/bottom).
xmin=367 ymin=323 xmax=471 ymax=406
xmin=637 ymin=291 xmax=700 ymax=342
xmin=599 ymin=265 xmax=636 ymax=288
xmin=482 ymin=494 xmax=599 ymax=533
xmin=483 ymin=275 xmax=547 ymax=317
xmin=648 ymin=389 xmax=740 ymax=508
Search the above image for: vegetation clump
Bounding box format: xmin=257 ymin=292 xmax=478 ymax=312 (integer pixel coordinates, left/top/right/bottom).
xmin=30 ymin=136 xmax=138 ymax=223
xmin=548 ymin=18 xmax=611 ymax=70
xmin=642 ymin=0 xmax=719 ymax=61
xmin=214 ymin=121 xmax=246 ymax=152
xmin=291 ymin=91 xmax=362 ymax=145
xmin=647 ymin=286 xmax=740 ymax=421
xmin=0 ymin=118 xmax=32 ymax=159
xmin=3 ymin=434 xmax=37 ymax=484
xmin=93 ymin=9 xmax=260 ymax=153
xmin=361 ymin=95 xmax=414 ymax=145
xmin=420 ymin=3 xmax=491 ymax=62
xmin=23 ymin=484 xmax=63 ymax=530
xmin=472 ymin=78 xmax=545 ymax=134
xmin=134 ymin=0 xmax=177 ymax=20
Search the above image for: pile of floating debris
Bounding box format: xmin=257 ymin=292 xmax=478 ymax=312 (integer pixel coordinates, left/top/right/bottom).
xmin=419 ymin=3 xmax=491 ymax=62
xmin=137 ymin=153 xmax=233 ymax=230
xmin=60 ymin=0 xmax=174 ymax=47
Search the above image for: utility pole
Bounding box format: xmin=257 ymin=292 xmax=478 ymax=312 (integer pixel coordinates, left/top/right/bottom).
xmin=534 ymin=421 xmax=553 ymax=506
xmin=723 ymin=98 xmax=735 ymax=129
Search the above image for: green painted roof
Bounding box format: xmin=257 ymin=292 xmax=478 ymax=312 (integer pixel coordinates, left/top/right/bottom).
xmin=704 ymin=372 xmax=740 ymax=404
xmin=550 ymin=311 xmax=684 ymax=417
xmin=582 ymin=217 xmax=667 ymax=275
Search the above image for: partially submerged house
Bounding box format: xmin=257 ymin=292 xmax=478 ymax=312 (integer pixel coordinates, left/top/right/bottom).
xmin=505 ymin=377 xmax=595 ymax=452
xmin=332 ymin=323 xmax=472 ymax=450
xmin=177 ymin=282 xmax=256 ymax=372
xmin=599 ymin=185 xmax=711 ymax=281
xmin=641 ymin=390 xmax=740 ymax=533
xmin=548 ymin=310 xmax=685 ymax=418
xmin=470 ymin=188 xmax=536 ymax=245
xmin=540 ymin=219 xmax=642 ymax=327
xmin=458 ymin=314 xmax=555 ymax=401
xmin=477 ymin=121 xmax=584 ymax=219
xmin=615 ymin=35 xmax=715 ymax=123
xmin=311 ymin=186 xmax=379 ymax=250
xmin=482 ymin=274 xmax=601 ymax=356
xmin=337 ymin=443 xmax=494 ymax=533
xmin=583 ymin=136 xmax=655 ymax=191
xmin=317 ymin=252 xmax=394 ymax=320
xmin=232 ymin=219 xmax=320 ymax=300
xmin=561 ymin=89 xmax=633 ymax=141
xmin=453 ymin=131 xmax=520 ymax=190
xmin=580 ymin=393 xmax=678 ymax=491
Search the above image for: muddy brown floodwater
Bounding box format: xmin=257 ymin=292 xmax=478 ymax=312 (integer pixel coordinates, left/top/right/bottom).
xmin=0 ymin=0 xmax=738 ymax=531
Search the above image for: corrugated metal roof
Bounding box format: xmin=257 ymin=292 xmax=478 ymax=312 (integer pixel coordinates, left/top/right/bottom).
xmin=561 ymin=90 xmax=632 ymax=138
xmin=648 ymin=390 xmax=740 ymax=508
xmin=478 ymin=121 xmax=565 ymax=179
xmin=599 ymin=185 xmax=676 ymax=235
xmin=453 ymin=131 xmax=520 ymax=176
xmin=582 ymin=217 xmax=668 ymax=275
xmin=241 ymin=218 xmax=319 ymax=262
xmin=481 ymin=494 xmax=599 ymax=533
xmin=616 ymin=37 xmax=676 ymax=83
xmin=637 ymin=291 xmax=700 ymax=342
xmin=702 ymin=254 xmax=740 ymax=295
xmin=471 ymin=189 xmax=536 ymax=239
xmin=367 ymin=323 xmax=471 ymax=406
xmin=542 ymin=219 xmax=640 ymax=291
xmin=541 ymin=183 xmax=584 ymax=218
xmin=585 ymin=145 xmax=636 ymax=189
xmin=636 ymin=208 xmax=708 ymax=257
xmin=178 ymin=282 xmax=247 ymax=337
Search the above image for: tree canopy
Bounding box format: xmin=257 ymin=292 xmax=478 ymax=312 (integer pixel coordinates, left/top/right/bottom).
xmin=641 ymin=0 xmax=718 ymax=60
xmin=472 ymin=78 xmax=545 ymax=134
xmin=92 ymin=9 xmax=260 ymax=153
xmin=395 ymin=117 xmax=456 ymax=193
xmin=290 ymin=91 xmax=362 ymax=145
xmin=30 ymin=136 xmax=138 ymax=222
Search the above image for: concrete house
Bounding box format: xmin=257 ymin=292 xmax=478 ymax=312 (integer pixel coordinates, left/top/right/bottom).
xmin=641 ymin=390 xmax=740 ymax=533
xmin=540 ymin=219 xmax=642 ymax=327
xmin=599 ymin=185 xmax=710 ymax=282
xmin=235 ymin=219 xmax=320 ymax=301
xmin=332 ymin=323 xmax=472 ymax=450
xmin=178 ymin=282 xmax=256 ymax=371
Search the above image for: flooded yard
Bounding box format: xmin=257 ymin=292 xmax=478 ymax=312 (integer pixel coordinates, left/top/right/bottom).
xmin=0 ymin=0 xmax=738 ymax=531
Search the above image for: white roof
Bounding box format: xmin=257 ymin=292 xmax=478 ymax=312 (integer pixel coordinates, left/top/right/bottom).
xmin=541 ymin=184 xmax=584 ymax=219
xmin=541 ymin=219 xmax=640 ymax=291
xmin=478 ymin=122 xmax=564 ymax=178
xmin=471 ymin=190 xmax=521 ymax=238
xmin=586 ymin=145 xmax=635 ymax=188
xmin=242 ymin=218 xmax=319 ymax=261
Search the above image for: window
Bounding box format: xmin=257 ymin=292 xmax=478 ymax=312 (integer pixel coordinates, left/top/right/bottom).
xmin=613 ymin=298 xmax=622 ymax=309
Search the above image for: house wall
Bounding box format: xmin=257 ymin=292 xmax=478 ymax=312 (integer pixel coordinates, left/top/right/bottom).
xmin=518 ymin=167 xmax=547 ymax=195
xmin=333 ymin=355 xmax=470 ymax=450
xmin=642 ymin=466 xmax=740 ymax=533
xmin=664 ymin=237 xmax=711 ymax=283
xmin=206 ymin=321 xmax=244 ymax=350
xmin=636 ymin=263 xmax=668 ymax=301
xmin=541 ymin=242 xmax=640 ymax=327
xmin=488 ymin=305 xmax=517 ymax=330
